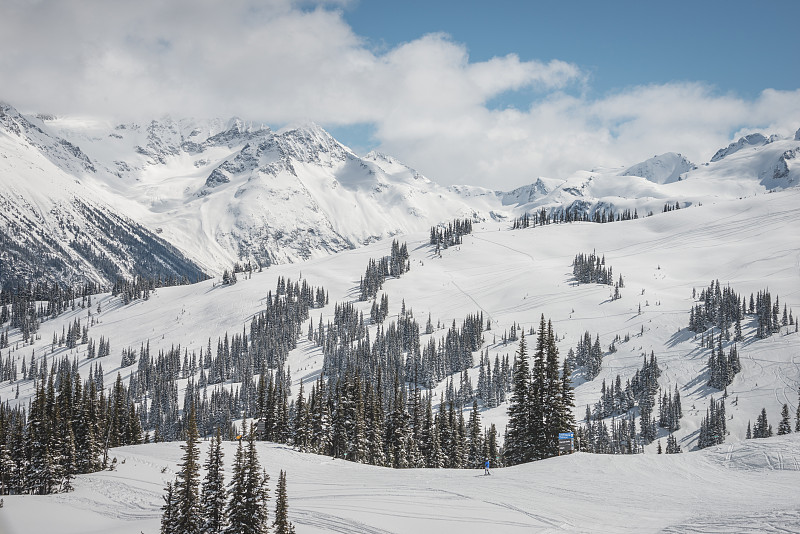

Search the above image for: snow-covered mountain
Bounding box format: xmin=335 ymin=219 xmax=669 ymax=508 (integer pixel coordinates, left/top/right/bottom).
xmin=620 ymin=152 xmax=696 ymax=184
xmin=43 ymin=111 xmax=496 ymax=275
xmin=2 ymin=101 xmax=799 ymax=288
xmin=0 ymin=104 xmax=206 ymax=288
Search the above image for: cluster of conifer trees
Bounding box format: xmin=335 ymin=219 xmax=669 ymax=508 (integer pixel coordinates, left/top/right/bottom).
xmin=747 ymin=395 xmax=799 ymax=440
xmin=572 ymin=251 xmax=621 ymax=287
xmin=161 ymin=414 xmax=296 ymax=534
xmin=503 ymin=316 xmax=576 ymax=465
xmin=689 ymin=281 xmax=795 ymax=341
xmin=566 ymin=331 xmax=604 ymax=379
xmin=0 ymin=363 xmax=144 ymax=495
xmin=1 ymin=282 xmax=102 ymax=345
xmin=359 ymin=240 xmax=410 ymax=300
xmin=318 ymin=298 xmax=486 ymax=395
xmin=429 ymin=218 xmax=473 ymax=252
xmin=707 ymin=339 xmax=741 ymax=390
xmin=250 ymin=368 xmax=500 ymax=470
xmin=697 ymin=396 xmax=726 ymax=449
xmin=112 ymin=273 xmax=203 ymax=304
xmin=576 ymin=353 xmax=664 ymax=453
xmin=578 ymin=413 xmax=639 ymax=454
xmin=511 ymin=205 xmax=651 ymax=230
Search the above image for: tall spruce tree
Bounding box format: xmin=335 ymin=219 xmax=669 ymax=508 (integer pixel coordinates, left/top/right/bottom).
xmin=504 ymin=332 xmax=531 ymax=465
xmin=530 ymin=315 xmax=548 ymax=458
xmin=174 ymin=407 xmax=202 ymax=534
xmin=201 ymin=429 xmax=226 ymax=534
xmin=543 ymin=320 xmax=562 ymax=458
xmin=272 ymin=470 xmax=296 ymax=534
xmin=225 ymin=429 xmax=270 ymax=534
xmin=162 ymin=481 xmax=178 ymax=534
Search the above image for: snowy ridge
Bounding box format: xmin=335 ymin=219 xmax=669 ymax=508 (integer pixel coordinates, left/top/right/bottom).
xmin=710 ymin=133 xmax=772 ymax=162
xmin=620 ymin=152 xmax=696 ymax=185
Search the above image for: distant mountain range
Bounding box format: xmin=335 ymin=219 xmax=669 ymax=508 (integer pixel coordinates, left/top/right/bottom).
xmin=1 ymin=101 xmax=798 ymax=288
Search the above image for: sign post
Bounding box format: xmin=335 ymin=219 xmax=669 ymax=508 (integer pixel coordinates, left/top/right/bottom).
xmin=558 ymin=432 xmax=575 ymax=455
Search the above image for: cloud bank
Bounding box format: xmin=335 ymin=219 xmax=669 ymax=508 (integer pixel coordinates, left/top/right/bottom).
xmin=1 ymin=0 xmax=798 ymax=189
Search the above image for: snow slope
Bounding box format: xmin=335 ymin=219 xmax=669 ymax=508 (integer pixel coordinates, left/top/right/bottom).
xmin=3 ymin=434 xmax=799 ymax=533
xmin=1 ymin=189 xmax=797 ymax=454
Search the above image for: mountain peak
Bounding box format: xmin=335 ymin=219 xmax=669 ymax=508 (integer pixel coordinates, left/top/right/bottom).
xmin=711 ymin=133 xmax=770 ymax=162
xmin=621 ymin=152 xmax=696 ymax=185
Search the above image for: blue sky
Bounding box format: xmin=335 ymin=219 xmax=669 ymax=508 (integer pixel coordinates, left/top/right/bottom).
xmin=1 ymin=0 xmax=799 ymax=189
xmin=344 ymin=1 xmax=798 ymax=98
xmin=331 ymin=0 xmax=799 ymax=153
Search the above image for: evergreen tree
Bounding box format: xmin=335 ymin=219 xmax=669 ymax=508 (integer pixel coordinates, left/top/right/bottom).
xmin=504 ymin=332 xmax=531 ymax=465
xmin=174 ymin=407 xmax=202 ymax=534
xmin=777 ymin=404 xmax=792 ymax=435
xmin=466 ymin=400 xmax=483 ymax=468
xmin=201 ymin=430 xmax=227 ymax=534
xmin=225 ymin=430 xmax=270 ymax=534
xmin=162 ymin=481 xmax=178 ymax=534
xmin=273 ymin=470 xmax=296 ymax=534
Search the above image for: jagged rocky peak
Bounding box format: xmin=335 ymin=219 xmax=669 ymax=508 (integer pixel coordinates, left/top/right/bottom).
xmin=275 ymin=121 xmax=350 ymax=165
xmin=795 ymin=127 xmax=800 ymax=141
xmin=622 ymin=152 xmax=696 ymax=185
xmin=503 ymin=177 xmax=558 ymax=204
xmin=711 ymin=133 xmax=770 ymax=162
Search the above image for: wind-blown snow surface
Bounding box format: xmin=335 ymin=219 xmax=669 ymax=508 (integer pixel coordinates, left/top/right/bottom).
xmin=3 ymin=435 xmax=800 ymax=534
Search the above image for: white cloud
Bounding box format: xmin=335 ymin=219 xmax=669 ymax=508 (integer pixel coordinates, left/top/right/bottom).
xmin=1 ymin=0 xmax=798 ymax=190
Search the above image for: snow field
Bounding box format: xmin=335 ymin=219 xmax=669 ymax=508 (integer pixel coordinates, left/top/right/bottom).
xmin=3 ymin=434 xmax=799 ymax=533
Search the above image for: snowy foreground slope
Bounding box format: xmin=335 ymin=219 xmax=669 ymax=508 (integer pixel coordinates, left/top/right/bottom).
xmin=3 ymin=435 xmax=800 ymax=534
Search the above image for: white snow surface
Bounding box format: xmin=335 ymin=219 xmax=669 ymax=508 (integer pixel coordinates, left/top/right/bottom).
xmin=2 ymin=435 xmax=799 ymax=533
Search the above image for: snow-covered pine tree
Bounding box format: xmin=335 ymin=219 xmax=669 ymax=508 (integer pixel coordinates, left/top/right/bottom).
xmin=224 ymin=429 xmax=270 ymax=534
xmin=777 ymin=404 xmax=792 ymax=435
xmin=201 ymin=429 xmax=226 ymax=534
xmin=272 ymin=470 xmax=296 ymax=534
xmin=173 ymin=407 xmax=202 ymax=534
xmin=466 ymin=400 xmax=483 ymax=468
xmin=504 ymin=332 xmax=531 ymax=466
xmin=161 ymin=481 xmax=178 ymax=534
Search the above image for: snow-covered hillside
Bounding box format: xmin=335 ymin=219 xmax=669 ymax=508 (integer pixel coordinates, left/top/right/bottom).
xmin=4 ymin=434 xmax=800 ymax=534
xmin=1 ymin=105 xmax=799 ymax=531
xmin=2 ymin=188 xmax=797 ymax=449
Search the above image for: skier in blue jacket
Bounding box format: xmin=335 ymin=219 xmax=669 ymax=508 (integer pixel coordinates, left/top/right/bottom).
xmin=484 ymin=458 xmax=491 ymax=475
